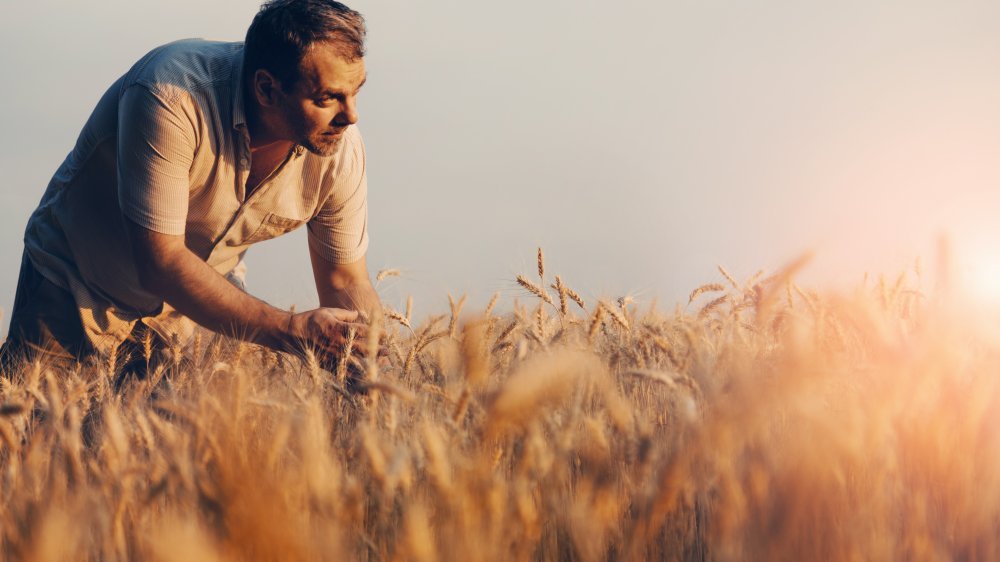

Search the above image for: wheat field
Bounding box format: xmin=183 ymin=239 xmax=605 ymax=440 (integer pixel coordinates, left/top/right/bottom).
xmin=0 ymin=250 xmax=998 ymax=561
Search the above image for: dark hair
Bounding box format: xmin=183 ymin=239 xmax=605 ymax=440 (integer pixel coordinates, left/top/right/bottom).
xmin=244 ymin=0 xmax=366 ymax=88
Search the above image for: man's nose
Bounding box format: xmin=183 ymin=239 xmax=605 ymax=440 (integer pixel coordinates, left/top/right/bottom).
xmin=337 ymin=97 xmax=359 ymax=126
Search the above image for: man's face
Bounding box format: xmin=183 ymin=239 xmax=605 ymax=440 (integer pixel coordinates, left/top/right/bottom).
xmin=276 ymin=43 xmax=366 ymax=157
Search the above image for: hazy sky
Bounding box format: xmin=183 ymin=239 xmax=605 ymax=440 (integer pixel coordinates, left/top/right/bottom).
xmin=4 ymin=0 xmax=1000 ymax=334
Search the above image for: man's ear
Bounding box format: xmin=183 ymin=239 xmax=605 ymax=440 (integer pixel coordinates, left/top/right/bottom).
xmin=253 ymin=69 xmax=283 ymax=107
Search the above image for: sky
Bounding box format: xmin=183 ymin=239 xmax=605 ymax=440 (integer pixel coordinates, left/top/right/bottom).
xmin=3 ymin=0 xmax=1000 ymax=334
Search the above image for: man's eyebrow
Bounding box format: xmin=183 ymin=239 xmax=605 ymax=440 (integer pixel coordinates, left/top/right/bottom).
xmin=317 ymin=75 xmax=367 ymax=97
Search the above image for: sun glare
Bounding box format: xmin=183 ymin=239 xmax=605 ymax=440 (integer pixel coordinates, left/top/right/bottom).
xmin=959 ymin=244 xmax=1000 ymax=309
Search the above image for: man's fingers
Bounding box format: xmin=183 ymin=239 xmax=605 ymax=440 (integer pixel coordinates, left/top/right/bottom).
xmin=330 ymin=308 xmax=360 ymax=322
xmin=301 ymin=307 xmax=385 ymax=358
xmin=328 ymin=324 xmax=372 ymax=355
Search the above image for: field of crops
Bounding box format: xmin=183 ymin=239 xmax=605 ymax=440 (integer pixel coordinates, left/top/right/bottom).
xmin=1 ymin=250 xmax=998 ymax=561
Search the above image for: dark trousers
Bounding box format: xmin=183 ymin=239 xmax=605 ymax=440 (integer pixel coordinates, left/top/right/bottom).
xmin=0 ymin=251 xmax=165 ymax=384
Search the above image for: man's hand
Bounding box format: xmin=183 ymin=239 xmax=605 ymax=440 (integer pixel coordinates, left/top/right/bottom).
xmin=286 ymin=307 xmax=373 ymax=357
xmin=306 ymin=250 xmax=387 ymax=363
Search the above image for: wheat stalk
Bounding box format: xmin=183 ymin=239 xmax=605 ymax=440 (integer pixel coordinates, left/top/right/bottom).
xmin=588 ymin=306 xmax=605 ymax=343
xmin=447 ymin=294 xmax=467 ymax=339
xmin=718 ymin=265 xmax=739 ymax=289
xmin=688 ymin=283 xmax=726 ymax=304
xmin=376 ymin=268 xmax=401 ymax=282
xmin=494 ymin=318 xmax=519 ymax=348
xmin=383 ymin=306 xmax=411 ymax=329
xmin=484 ymin=292 xmax=500 ymax=317
xmin=600 ymin=300 xmax=630 ymax=332
xmin=516 ymin=275 xmax=554 ymax=306
xmin=698 ymin=295 xmax=729 ymax=319
xmin=551 ymin=275 xmax=568 ymax=316
xmin=565 ymin=286 xmax=586 ymax=310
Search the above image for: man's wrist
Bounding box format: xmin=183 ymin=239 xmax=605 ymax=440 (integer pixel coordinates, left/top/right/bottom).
xmin=273 ymin=310 xmax=296 ymax=351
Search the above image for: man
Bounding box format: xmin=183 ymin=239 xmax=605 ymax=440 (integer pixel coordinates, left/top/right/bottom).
xmin=0 ymin=0 xmax=378 ymax=376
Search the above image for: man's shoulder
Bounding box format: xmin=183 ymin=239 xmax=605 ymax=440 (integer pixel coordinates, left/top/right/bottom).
xmin=124 ymin=39 xmax=243 ymax=101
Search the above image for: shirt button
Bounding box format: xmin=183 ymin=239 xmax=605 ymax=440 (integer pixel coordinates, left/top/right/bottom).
xmin=239 ymin=158 xmax=248 ymax=167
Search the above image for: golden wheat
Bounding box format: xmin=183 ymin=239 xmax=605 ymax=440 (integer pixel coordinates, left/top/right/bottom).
xmin=0 ymin=251 xmax=996 ymax=561
xmin=552 ymin=275 xmax=569 ymax=316
xmin=516 ymin=274 xmax=554 ymax=306
xmin=688 ymin=282 xmax=726 ymax=304
xmin=383 ymin=305 xmax=411 ymax=329
xmin=376 ymin=268 xmax=401 ymax=282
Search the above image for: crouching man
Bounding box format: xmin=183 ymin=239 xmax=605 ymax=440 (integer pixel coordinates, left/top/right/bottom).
xmin=1 ymin=0 xmax=379 ymax=379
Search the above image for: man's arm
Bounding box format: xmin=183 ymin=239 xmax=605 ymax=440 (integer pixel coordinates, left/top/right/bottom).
xmin=126 ymin=218 xmax=364 ymax=353
xmin=309 ymin=245 xmax=381 ymax=317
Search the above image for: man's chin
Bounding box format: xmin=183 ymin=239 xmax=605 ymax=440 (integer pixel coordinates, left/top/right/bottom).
xmin=302 ymin=136 xmax=343 ymax=157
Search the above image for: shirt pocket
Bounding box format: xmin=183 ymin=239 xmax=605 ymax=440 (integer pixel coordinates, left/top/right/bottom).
xmin=240 ymin=213 xmax=307 ymax=245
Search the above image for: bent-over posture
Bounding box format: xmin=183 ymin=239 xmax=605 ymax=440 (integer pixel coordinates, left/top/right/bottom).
xmin=1 ymin=0 xmax=379 ymax=377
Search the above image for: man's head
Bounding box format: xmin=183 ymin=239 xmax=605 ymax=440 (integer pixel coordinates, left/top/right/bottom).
xmin=244 ymin=0 xmax=367 ymax=156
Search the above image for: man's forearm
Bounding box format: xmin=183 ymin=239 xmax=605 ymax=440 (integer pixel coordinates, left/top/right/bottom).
xmin=309 ymin=249 xmax=381 ymax=318
xmin=139 ymin=247 xmax=290 ymax=349
xmin=320 ymin=278 xmax=381 ymax=317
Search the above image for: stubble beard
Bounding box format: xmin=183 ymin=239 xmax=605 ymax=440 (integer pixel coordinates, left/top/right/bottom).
xmin=301 ymin=132 xmax=344 ymax=157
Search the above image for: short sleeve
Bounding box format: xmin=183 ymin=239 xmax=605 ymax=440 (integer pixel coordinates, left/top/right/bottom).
xmin=307 ymin=127 xmax=369 ymax=264
xmin=117 ymin=84 xmax=194 ymax=235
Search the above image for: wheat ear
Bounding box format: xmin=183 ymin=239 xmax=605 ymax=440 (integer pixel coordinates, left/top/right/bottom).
xmin=516 ymin=275 xmax=554 ymax=306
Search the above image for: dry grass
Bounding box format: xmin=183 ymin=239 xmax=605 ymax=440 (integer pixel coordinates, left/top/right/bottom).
xmin=0 ymin=253 xmax=998 ymax=561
